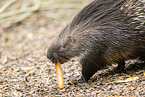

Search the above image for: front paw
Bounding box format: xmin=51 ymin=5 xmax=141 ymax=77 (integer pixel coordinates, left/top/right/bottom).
xmin=78 ymin=76 xmax=88 ymax=83
xmin=68 ymin=76 xmax=89 ymax=85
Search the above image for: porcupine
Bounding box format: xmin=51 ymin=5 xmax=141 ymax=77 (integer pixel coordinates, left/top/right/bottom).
xmin=47 ymin=0 xmax=145 ymax=83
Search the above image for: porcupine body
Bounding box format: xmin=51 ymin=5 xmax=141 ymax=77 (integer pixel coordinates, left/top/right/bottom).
xmin=47 ymin=0 xmax=145 ymax=82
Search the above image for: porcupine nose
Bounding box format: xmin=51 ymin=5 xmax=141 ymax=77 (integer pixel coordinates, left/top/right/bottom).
xmin=47 ymin=51 xmax=59 ymax=63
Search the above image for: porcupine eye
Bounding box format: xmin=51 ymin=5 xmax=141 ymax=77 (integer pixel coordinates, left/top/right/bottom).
xmin=62 ymin=36 xmax=75 ymax=49
xmin=62 ymin=42 xmax=67 ymax=49
xmin=62 ymin=45 xmax=65 ymax=48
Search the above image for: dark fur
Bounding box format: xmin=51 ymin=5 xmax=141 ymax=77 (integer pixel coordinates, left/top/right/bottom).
xmin=47 ymin=0 xmax=145 ymax=82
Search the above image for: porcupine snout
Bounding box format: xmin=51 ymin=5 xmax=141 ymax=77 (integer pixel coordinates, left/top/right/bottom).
xmin=47 ymin=51 xmax=59 ymax=63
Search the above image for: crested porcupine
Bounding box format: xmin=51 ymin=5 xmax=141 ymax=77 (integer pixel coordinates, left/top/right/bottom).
xmin=47 ymin=0 xmax=145 ymax=82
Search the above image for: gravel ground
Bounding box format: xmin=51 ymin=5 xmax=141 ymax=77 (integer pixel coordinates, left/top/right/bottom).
xmin=0 ymin=0 xmax=145 ymax=96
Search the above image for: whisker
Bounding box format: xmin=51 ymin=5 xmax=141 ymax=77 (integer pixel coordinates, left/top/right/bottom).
xmin=41 ymin=37 xmax=49 ymax=48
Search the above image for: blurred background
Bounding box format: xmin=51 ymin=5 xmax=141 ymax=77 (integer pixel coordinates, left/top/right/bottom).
xmin=0 ymin=0 xmax=90 ymax=61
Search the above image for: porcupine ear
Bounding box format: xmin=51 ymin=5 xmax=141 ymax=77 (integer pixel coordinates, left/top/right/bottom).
xmin=67 ymin=36 xmax=76 ymax=44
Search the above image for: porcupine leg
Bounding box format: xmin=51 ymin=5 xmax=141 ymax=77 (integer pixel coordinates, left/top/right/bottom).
xmin=139 ymin=55 xmax=145 ymax=61
xmin=112 ymin=60 xmax=125 ymax=73
xmin=78 ymin=63 xmax=98 ymax=83
xmin=78 ymin=57 xmax=105 ymax=83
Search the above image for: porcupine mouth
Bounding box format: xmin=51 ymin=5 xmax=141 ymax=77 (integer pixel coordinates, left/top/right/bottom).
xmin=47 ymin=51 xmax=69 ymax=64
xmin=57 ymin=55 xmax=70 ymax=64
